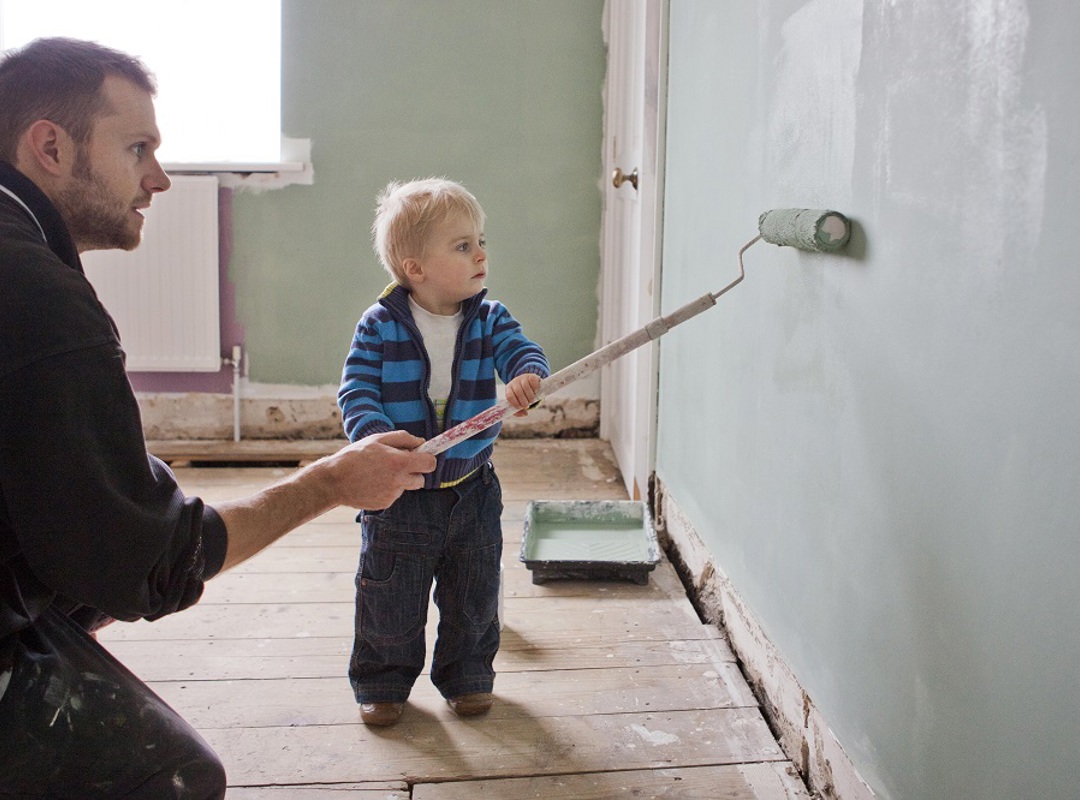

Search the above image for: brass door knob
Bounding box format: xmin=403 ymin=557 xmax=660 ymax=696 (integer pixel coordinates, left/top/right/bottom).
xmin=612 ymin=167 xmax=639 ymax=190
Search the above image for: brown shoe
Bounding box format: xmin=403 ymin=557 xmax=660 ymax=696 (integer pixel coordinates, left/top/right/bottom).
xmin=447 ymin=692 xmax=493 ymax=718
xmin=360 ymin=701 xmax=404 ymax=726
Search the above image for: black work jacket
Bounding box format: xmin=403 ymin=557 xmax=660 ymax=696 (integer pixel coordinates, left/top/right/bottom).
xmin=0 ymin=161 xmax=227 ymax=668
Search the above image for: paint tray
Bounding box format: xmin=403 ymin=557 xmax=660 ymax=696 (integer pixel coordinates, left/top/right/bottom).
xmin=520 ymin=500 xmax=660 ymax=585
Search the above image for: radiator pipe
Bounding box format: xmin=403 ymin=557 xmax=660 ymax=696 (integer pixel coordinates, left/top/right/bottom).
xmin=229 ymin=345 xmax=242 ymax=442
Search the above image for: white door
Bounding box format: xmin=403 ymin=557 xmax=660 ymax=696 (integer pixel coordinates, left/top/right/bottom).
xmin=600 ymin=0 xmax=667 ymax=500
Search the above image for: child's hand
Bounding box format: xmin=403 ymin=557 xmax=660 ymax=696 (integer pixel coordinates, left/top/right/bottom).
xmin=506 ymin=373 xmax=542 ymax=417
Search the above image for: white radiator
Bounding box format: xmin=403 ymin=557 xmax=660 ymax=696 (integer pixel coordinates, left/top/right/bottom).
xmin=82 ymin=174 xmax=221 ymax=372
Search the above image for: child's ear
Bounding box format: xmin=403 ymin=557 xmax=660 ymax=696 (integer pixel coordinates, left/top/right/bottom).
xmin=402 ymin=257 xmax=424 ymax=284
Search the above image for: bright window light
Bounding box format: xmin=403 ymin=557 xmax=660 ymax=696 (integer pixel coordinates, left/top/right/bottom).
xmin=0 ymin=0 xmax=281 ymax=165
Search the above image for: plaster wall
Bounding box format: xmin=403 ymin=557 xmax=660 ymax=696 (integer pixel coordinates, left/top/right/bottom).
xmin=657 ymin=2 xmax=1080 ymax=797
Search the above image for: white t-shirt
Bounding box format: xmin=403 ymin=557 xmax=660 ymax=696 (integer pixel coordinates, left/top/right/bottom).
xmin=409 ymin=296 xmax=463 ymax=424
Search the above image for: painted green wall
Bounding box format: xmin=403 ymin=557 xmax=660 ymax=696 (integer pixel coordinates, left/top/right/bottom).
xmin=658 ymin=1 xmax=1079 ymax=798
xmin=230 ymin=0 xmax=605 ymax=385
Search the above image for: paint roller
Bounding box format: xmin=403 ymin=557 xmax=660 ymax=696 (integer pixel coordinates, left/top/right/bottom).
xmin=415 ymin=208 xmax=851 ymax=455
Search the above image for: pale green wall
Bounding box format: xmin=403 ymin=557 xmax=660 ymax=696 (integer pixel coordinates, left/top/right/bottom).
xmin=658 ymin=1 xmax=1079 ymax=798
xmin=230 ymin=0 xmax=605 ymax=385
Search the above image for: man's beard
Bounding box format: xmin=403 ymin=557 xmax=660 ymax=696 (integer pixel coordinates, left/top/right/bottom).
xmin=55 ymin=149 xmax=144 ymax=252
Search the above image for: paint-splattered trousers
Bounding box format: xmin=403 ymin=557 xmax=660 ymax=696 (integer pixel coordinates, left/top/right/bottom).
xmin=0 ymin=607 xmax=226 ymax=799
xmin=350 ymin=461 xmax=503 ymax=704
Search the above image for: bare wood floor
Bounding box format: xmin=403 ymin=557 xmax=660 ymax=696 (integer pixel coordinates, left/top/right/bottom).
xmin=100 ymin=439 xmax=810 ymax=799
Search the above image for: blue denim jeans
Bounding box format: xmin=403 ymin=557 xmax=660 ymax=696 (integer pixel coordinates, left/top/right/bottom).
xmin=350 ymin=462 xmax=503 ymax=704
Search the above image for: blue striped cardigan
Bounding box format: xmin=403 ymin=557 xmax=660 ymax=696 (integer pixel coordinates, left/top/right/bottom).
xmin=338 ymin=284 xmax=549 ymax=488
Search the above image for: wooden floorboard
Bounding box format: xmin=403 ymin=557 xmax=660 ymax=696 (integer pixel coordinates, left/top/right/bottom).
xmin=412 ymin=763 xmax=810 ymax=800
xmin=147 ymin=438 xmax=344 ymax=464
xmin=228 ymin=786 xmax=409 ymax=799
xmin=145 ymin=662 xmax=757 ymax=730
xmin=101 ymin=597 xmax=710 ymax=644
xmin=105 ymin=636 xmax=738 ymax=683
xmin=99 ymin=439 xmax=808 ymax=798
xmin=201 ymin=707 xmax=785 ymax=786
xmin=178 ymin=561 xmax=689 ymax=603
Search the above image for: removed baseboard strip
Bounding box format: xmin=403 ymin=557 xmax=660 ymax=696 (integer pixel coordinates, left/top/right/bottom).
xmin=136 ymin=391 xmax=598 ymax=442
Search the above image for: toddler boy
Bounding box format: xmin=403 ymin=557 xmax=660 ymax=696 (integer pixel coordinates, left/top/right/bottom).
xmin=338 ymin=178 xmax=549 ymax=726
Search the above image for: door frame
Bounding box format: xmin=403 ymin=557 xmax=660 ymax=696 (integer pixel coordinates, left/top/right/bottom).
xmin=599 ymin=0 xmax=669 ymax=500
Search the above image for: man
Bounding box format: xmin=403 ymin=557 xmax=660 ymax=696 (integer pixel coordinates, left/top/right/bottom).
xmin=0 ymin=38 xmax=435 ymax=798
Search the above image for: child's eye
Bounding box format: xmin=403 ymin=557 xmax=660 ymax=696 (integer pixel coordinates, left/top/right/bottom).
xmin=478 ymin=238 xmax=486 ymax=249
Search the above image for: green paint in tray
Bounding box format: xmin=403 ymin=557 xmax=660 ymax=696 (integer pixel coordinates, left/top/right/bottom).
xmin=520 ymin=500 xmax=660 ymax=585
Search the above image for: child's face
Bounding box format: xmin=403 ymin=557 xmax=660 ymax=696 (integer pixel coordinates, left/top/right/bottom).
xmin=408 ymin=212 xmax=488 ymax=315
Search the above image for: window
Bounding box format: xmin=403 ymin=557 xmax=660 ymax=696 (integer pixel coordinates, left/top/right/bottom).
xmin=0 ymin=0 xmax=282 ymax=168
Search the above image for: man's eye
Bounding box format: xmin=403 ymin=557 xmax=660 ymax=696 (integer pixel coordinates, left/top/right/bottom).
xmin=132 ymin=143 xmax=146 ymax=157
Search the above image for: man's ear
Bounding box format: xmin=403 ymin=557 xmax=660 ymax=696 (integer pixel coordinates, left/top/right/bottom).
xmin=19 ymin=119 xmax=73 ymax=177
xmin=402 ymin=257 xmax=424 ymax=285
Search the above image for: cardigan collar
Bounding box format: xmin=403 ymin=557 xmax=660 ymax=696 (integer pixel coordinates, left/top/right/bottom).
xmin=379 ymin=282 xmax=487 ymax=323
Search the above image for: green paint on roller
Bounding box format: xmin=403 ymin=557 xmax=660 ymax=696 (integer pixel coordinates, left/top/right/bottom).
xmin=758 ymin=208 xmax=850 ymax=252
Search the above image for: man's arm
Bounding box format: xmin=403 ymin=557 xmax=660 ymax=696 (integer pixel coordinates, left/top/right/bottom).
xmin=213 ymin=430 xmax=434 ymax=571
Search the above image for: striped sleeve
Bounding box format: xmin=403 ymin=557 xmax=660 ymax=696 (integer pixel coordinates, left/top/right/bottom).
xmin=338 ymin=316 xmax=395 ymax=442
xmin=488 ymin=302 xmax=550 ymax=382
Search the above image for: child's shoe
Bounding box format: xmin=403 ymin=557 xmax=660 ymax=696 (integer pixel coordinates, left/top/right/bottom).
xmin=360 ymin=701 xmax=404 ymax=726
xmin=447 ymin=692 xmax=493 ymax=718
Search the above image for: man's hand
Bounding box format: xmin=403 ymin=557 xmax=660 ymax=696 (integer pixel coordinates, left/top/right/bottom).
xmin=215 ymin=430 xmax=435 ymax=571
xmin=506 ymin=373 xmax=542 ymax=417
xmin=326 ymin=430 xmax=435 ymax=510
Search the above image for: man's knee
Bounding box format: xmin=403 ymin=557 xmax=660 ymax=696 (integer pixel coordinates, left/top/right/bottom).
xmin=0 ymin=610 xmax=230 ymax=799
xmin=161 ymin=742 xmax=228 ymax=800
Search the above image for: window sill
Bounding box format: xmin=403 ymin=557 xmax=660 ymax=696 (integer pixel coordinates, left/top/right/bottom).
xmin=163 ymin=162 xmax=306 ymax=175
xmin=161 ymin=140 xmax=314 ymax=192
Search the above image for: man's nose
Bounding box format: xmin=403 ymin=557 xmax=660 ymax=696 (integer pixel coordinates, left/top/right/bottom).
xmin=146 ymin=157 xmax=171 ymax=194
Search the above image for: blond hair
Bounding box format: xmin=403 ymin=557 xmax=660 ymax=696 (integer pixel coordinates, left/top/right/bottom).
xmin=372 ymin=178 xmax=486 ymax=286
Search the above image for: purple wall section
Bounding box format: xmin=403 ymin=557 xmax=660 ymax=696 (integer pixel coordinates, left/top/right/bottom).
xmin=127 ymin=187 xmax=244 ymax=394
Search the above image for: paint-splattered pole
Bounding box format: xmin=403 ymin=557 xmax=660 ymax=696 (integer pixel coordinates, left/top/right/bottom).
xmin=415 ymin=291 xmax=720 ymax=456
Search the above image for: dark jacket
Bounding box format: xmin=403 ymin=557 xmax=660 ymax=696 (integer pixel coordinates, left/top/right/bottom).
xmin=0 ymin=161 xmax=227 ymax=668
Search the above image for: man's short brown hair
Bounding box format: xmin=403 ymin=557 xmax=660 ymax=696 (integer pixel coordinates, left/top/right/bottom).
xmin=0 ymin=37 xmax=156 ymax=162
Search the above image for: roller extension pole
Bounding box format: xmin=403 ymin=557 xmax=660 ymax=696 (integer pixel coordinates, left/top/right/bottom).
xmin=416 ymin=208 xmax=850 ymax=456
xmin=416 ymin=292 xmax=728 ymax=455
xmin=417 ymin=279 xmax=744 ymax=456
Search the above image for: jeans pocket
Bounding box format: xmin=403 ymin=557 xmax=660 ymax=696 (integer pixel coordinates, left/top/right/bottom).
xmin=357 ymin=547 xmax=427 ymax=645
xmin=460 ymin=541 xmax=501 ymax=628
